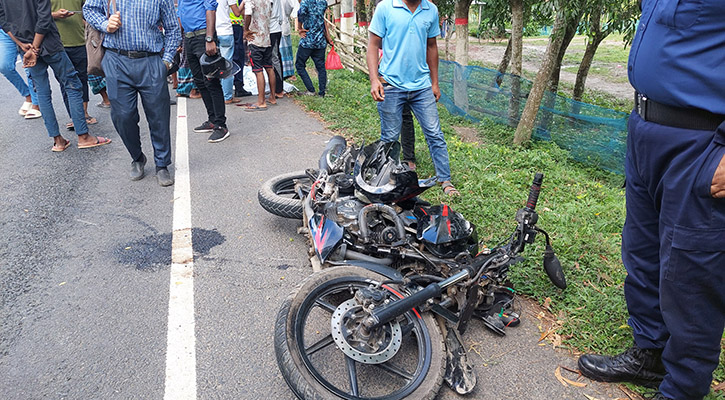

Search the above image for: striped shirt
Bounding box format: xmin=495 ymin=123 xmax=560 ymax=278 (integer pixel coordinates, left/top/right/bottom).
xmin=83 ymin=0 xmax=181 ymax=63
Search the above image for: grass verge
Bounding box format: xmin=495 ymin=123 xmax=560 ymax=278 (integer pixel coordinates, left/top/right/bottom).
xmin=287 ymin=66 xmax=724 ymax=398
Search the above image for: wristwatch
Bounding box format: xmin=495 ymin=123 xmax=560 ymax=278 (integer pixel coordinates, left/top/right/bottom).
xmin=205 ymin=35 xmax=213 ymax=43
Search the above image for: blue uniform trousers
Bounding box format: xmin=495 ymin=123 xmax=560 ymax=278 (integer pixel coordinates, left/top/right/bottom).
xmin=623 ymin=111 xmax=725 ymax=400
xmin=102 ymin=50 xmax=172 ymax=167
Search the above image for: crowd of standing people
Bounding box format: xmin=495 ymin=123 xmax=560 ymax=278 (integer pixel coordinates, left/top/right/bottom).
xmin=0 ymin=0 xmax=334 ymax=187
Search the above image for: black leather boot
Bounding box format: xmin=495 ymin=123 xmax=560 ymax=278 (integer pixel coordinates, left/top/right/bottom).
xmin=578 ymin=345 xmax=665 ymax=387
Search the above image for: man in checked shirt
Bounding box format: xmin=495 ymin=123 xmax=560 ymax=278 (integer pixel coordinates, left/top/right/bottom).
xmin=84 ymin=0 xmax=181 ymax=186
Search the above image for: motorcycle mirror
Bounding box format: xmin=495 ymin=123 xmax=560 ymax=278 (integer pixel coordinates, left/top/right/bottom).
xmin=543 ymin=244 xmax=567 ymax=289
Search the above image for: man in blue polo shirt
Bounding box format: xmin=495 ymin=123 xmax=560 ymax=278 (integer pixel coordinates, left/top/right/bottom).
xmin=366 ymin=0 xmax=458 ymax=196
xmin=577 ymin=1 xmax=725 ymax=400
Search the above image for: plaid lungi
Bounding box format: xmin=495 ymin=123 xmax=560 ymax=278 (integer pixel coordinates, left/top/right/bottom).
xmin=280 ymin=34 xmax=294 ymax=78
xmin=88 ymin=74 xmax=106 ymax=95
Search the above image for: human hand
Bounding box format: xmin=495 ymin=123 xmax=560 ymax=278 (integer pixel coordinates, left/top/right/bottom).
xmin=205 ymin=41 xmax=218 ymax=56
xmin=299 ymin=28 xmax=308 ymax=39
xmin=711 ymin=154 xmax=725 ymax=198
xmin=23 ymin=50 xmax=37 ymax=67
xmin=244 ymin=30 xmax=255 ymax=41
xmin=370 ymin=79 xmax=385 ymax=102
xmin=107 ymin=11 xmax=121 ymax=33
xmin=53 ymin=9 xmax=74 ymax=19
xmin=18 ymin=42 xmax=32 ymax=53
xmin=432 ymin=83 xmax=441 ymax=101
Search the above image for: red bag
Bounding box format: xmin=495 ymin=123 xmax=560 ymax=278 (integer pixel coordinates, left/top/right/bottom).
xmin=326 ymin=46 xmax=343 ymax=70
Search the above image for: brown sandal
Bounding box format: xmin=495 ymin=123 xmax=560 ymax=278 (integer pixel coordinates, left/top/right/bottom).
xmin=441 ymin=181 xmax=460 ymax=196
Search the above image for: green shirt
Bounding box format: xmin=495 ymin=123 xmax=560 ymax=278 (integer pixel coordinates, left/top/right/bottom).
xmin=50 ymin=0 xmax=86 ymax=47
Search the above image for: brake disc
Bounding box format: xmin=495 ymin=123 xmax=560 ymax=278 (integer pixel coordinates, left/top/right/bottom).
xmin=330 ymin=299 xmax=402 ymax=364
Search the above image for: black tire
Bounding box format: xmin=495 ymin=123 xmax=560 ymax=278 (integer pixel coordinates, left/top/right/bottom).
xmin=274 ymin=266 xmax=446 ymax=400
xmin=258 ymin=171 xmax=311 ymax=219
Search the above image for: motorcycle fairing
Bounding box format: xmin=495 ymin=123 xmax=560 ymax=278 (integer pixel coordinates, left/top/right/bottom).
xmin=307 ymin=211 xmax=344 ymax=262
xmin=414 ymin=205 xmax=479 ymax=258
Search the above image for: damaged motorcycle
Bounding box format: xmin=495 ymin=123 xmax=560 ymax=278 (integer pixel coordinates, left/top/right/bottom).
xmin=258 ymin=137 xmax=567 ymax=399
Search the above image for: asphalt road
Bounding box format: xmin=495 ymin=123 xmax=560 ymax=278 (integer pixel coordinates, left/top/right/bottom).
xmin=0 ymin=71 xmax=622 ymax=399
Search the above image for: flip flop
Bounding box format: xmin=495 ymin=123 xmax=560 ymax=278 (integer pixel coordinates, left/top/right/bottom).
xmin=78 ymin=136 xmax=112 ymax=149
xmin=66 ymin=122 xmax=75 ymax=131
xmin=243 ymin=104 xmax=268 ymax=112
xmin=441 ymin=181 xmax=460 ymax=197
xmin=235 ymin=102 xmax=255 ymax=107
xmin=86 ymin=116 xmax=98 ymax=125
xmin=97 ymin=102 xmax=111 ymax=108
xmin=51 ymin=139 xmax=71 ymax=152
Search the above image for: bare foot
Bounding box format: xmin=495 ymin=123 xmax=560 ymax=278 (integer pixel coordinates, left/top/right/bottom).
xmin=267 ymin=96 xmax=277 ymax=105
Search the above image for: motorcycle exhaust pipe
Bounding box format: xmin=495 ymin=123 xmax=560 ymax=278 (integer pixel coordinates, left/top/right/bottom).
xmin=363 ymin=270 xmax=470 ymax=330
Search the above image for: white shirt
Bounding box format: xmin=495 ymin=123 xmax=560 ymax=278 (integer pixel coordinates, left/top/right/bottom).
xmin=270 ymin=0 xmax=283 ymax=34
xmin=281 ymin=0 xmax=299 ymax=36
xmin=216 ymin=0 xmax=238 ymax=36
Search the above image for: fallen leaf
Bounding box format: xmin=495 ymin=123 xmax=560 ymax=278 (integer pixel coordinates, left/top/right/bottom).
xmin=713 ymin=381 xmax=725 ymax=391
xmin=554 ymin=366 xmax=568 ymax=387
xmin=59 ymin=282 xmax=66 ymax=286
xmin=543 ymin=297 xmax=552 ymax=310
xmin=584 ymin=395 xmax=601 ymax=400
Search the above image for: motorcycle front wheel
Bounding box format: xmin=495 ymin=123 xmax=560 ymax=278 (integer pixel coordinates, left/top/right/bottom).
xmin=258 ymin=170 xmax=312 ymax=219
xmin=274 ymin=266 xmax=445 ymax=400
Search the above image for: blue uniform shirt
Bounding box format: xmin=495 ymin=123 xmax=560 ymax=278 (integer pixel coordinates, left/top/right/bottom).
xmin=178 ymin=0 xmax=218 ymax=33
xmin=628 ymin=0 xmax=725 ymax=114
xmin=369 ymin=0 xmax=440 ymax=91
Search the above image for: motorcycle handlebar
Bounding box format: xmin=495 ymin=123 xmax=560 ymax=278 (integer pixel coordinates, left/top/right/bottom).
xmin=525 ymin=173 xmax=544 ymax=211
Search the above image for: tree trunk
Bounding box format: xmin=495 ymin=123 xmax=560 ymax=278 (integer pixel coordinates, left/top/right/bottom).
xmin=508 ymin=0 xmax=523 ymax=126
xmin=573 ymin=8 xmax=607 ymax=102
xmin=356 ymin=0 xmax=367 ymax=27
xmin=498 ymin=36 xmax=512 ymax=74
xmin=513 ymin=7 xmax=567 ymax=146
xmin=454 ymin=0 xmax=473 ymax=65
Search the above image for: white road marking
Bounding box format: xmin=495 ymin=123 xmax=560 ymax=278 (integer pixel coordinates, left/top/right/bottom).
xmin=164 ymin=97 xmax=196 ymax=400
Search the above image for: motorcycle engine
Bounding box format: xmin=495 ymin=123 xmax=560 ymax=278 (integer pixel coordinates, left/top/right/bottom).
xmin=333 ymin=197 xmax=364 ymax=232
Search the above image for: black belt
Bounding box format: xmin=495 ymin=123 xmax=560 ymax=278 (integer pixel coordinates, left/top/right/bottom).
xmin=635 ymin=92 xmax=725 ymax=131
xmin=105 ymin=48 xmax=159 ymax=59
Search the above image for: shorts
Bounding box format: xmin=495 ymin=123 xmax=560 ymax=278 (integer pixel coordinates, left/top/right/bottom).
xmin=248 ymin=44 xmax=273 ymax=72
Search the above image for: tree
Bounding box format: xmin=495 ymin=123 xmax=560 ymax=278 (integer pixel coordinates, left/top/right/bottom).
xmin=454 ymin=0 xmax=475 ymax=65
xmin=513 ymin=4 xmax=568 ymax=145
xmin=572 ymin=0 xmax=639 ymax=102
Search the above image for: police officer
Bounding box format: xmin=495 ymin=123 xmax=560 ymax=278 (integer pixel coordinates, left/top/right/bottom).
xmin=577 ymin=1 xmax=725 ymax=400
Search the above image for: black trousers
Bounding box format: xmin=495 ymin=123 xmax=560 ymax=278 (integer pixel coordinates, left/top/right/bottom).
xmin=232 ymin=24 xmax=246 ymax=93
xmin=60 ymin=45 xmax=90 ymax=118
xmin=270 ymin=31 xmax=283 ymax=94
xmin=185 ymin=35 xmax=226 ymax=128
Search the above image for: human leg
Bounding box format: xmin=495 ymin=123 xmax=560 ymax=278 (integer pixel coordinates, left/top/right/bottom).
xmin=28 ymin=57 xmax=62 ymax=140
xmin=186 ymin=36 xmax=226 ymax=128
xmin=103 ymin=51 xmax=143 ymax=161
xmin=401 ymin=104 xmax=416 ymax=168
xmin=376 ymin=85 xmax=405 ymax=144
xmin=137 ymin=56 xmax=172 ymax=169
xmin=270 ymin=31 xmax=283 ymax=95
xmin=232 ymin=24 xmax=248 ymax=96
xmin=295 ymin=46 xmax=315 ymax=93
xmin=46 ymin=51 xmax=88 ymax=137
xmin=309 ymin=47 xmax=327 ymax=96
xmin=59 ymin=46 xmax=90 ymax=119
xmin=217 ymin=34 xmax=235 ymax=101
xmin=0 ymin=29 xmax=31 ymax=99
xmin=407 ymin=87 xmax=451 ymax=182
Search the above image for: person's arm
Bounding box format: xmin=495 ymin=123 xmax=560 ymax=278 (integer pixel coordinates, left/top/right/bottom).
xmin=83 ymin=0 xmax=114 ymax=33
xmin=243 ymin=1 xmax=254 ymax=41
xmin=426 ymin=37 xmax=439 ymax=101
xmin=160 ymin=0 xmax=182 ymax=65
xmin=230 ymin=0 xmax=243 ymax=17
xmin=296 ymin=0 xmax=307 ymax=37
xmin=324 ymin=19 xmax=332 ymax=45
xmin=366 ymin=32 xmax=383 ymax=101
xmin=204 ymin=0 xmax=218 ymax=55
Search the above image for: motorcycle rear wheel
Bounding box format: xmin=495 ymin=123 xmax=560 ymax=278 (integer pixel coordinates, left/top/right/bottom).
xmin=274 ymin=266 xmax=445 ymax=400
xmin=258 ymin=170 xmax=312 ymax=219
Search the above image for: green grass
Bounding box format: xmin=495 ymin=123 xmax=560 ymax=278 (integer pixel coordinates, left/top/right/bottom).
xmin=288 ymin=67 xmax=724 ymax=397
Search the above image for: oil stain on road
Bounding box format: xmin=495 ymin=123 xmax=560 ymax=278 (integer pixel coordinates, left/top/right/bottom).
xmin=115 ymin=228 xmax=226 ymax=271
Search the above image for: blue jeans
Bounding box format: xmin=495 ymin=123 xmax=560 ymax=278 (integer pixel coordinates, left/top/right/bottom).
xmin=218 ymin=34 xmax=234 ymax=101
xmin=28 ymin=51 xmax=87 ymax=137
xmin=295 ymin=46 xmax=326 ymax=95
xmin=0 ymin=28 xmax=36 ymax=104
xmin=377 ymin=85 xmax=452 ymax=182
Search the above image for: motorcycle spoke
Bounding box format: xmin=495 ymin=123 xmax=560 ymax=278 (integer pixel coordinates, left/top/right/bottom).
xmin=305 ymin=334 xmax=335 ymax=356
xmin=373 ymin=362 xmax=414 ymax=382
xmin=346 ymin=356 xmax=360 ymax=396
xmin=314 ymin=298 xmax=337 ymax=313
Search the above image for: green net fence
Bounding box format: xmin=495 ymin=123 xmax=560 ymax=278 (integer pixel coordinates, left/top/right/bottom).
xmin=438 ymin=60 xmax=629 ymax=174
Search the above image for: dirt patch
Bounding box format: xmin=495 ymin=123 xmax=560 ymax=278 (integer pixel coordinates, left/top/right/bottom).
xmin=453 ymin=126 xmax=480 ymax=144
xmin=440 ymin=37 xmax=634 ymax=101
